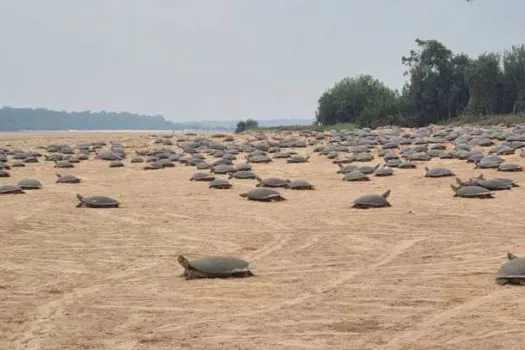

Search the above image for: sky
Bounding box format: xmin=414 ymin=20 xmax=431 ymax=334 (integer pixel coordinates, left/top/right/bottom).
xmin=0 ymin=0 xmax=524 ymax=121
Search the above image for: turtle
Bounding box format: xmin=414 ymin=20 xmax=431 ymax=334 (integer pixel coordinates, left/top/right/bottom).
xmin=247 ymin=154 xmax=272 ymax=163
xmin=337 ymin=164 xmax=359 ymax=174
xmin=496 ymin=251 xmax=525 ymax=285
xmin=54 ymin=160 xmax=74 ymax=168
xmin=0 ymin=169 xmax=10 ymax=177
xmin=228 ymin=171 xmax=257 ymax=180
xmin=255 ymin=177 xmax=290 ymax=188
xmin=374 ymin=166 xmax=394 ymax=177
xmin=492 ymin=177 xmax=519 ymax=187
xmin=398 ymin=161 xmax=417 ymax=169
xmin=239 ymin=188 xmax=286 ymax=202
xmin=236 ymin=163 xmax=252 ymax=171
xmin=109 ymin=161 xmax=124 ymax=168
xmin=210 ymin=164 xmax=236 ymax=174
xmin=143 ymin=162 xmax=164 ymax=170
xmin=352 ymin=190 xmax=391 ymax=209
xmin=286 ymin=155 xmax=310 ymax=163
xmin=17 ymin=178 xmax=42 ymax=190
xmin=450 ymin=185 xmax=493 ymax=199
xmin=475 ymin=158 xmax=501 ymax=169
xmin=424 ymin=166 xmax=455 ymax=178
xmin=359 ymin=164 xmax=380 ymax=175
xmin=343 ymin=170 xmax=370 ymax=182
xmin=130 ymin=156 xmax=144 ymax=163
xmin=196 ymin=162 xmax=212 ymax=170
xmin=287 ymin=179 xmax=315 ymax=190
xmin=0 ymin=185 xmax=25 ymax=194
xmin=190 ymin=172 xmax=216 ymax=182
xmin=209 ymin=179 xmax=232 ymax=189
xmin=76 ymin=194 xmax=120 ymax=208
xmin=497 ymin=163 xmax=523 ymax=172
xmin=177 ymin=255 xmax=253 ymax=280
xmin=56 ymin=173 xmax=81 ymax=184
xmin=11 ymin=161 xmax=25 ymax=168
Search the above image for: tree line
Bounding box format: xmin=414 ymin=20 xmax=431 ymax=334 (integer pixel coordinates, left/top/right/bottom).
xmin=315 ymin=39 xmax=525 ymax=128
xmin=0 ymin=107 xmax=235 ymax=131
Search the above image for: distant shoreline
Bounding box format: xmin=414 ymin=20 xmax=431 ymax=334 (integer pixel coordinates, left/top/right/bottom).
xmin=0 ymin=129 xmax=223 ymax=134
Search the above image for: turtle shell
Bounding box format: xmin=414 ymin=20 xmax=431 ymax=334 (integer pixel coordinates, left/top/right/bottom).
xmin=56 ymin=174 xmax=81 ymax=183
xmin=0 ymin=185 xmax=25 ymax=194
xmin=374 ymin=167 xmax=394 ymax=176
xmin=209 ymin=179 xmax=232 ymax=189
xmin=229 ymin=171 xmax=257 ymax=179
xmin=454 ymin=185 xmax=493 ymax=198
xmin=257 ymin=177 xmax=289 ymax=188
xmin=352 ymin=190 xmax=391 ymax=209
xmin=240 ymin=188 xmax=285 ymax=201
xmin=496 ymin=258 xmax=525 ymax=285
xmin=425 ymin=167 xmax=454 ymax=177
xmin=77 ymin=194 xmax=120 ymax=208
xmin=188 ymin=256 xmax=252 ymax=276
xmin=498 ymin=163 xmax=522 ymax=172
xmin=190 ymin=172 xmax=215 ymax=181
xmin=343 ymin=170 xmax=369 ymax=181
xmin=17 ymin=178 xmax=42 ymax=190
xmin=287 ymin=180 xmax=314 ymax=190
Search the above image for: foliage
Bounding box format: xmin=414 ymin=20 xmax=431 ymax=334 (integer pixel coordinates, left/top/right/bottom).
xmin=0 ymin=107 xmax=240 ymax=131
xmin=315 ymin=39 xmax=525 ymax=128
xmin=235 ymin=118 xmax=259 ymax=133
xmin=315 ymin=75 xmax=399 ymax=128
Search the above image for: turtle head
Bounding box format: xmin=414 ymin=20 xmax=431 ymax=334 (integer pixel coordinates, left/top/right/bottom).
xmin=56 ymin=173 xmax=61 ymax=178
xmin=255 ymin=176 xmax=262 ymax=183
xmin=455 ymin=177 xmax=464 ymax=186
xmin=382 ymin=189 xmax=391 ymax=198
xmin=478 ymin=173 xmax=484 ymax=180
xmin=425 ymin=166 xmax=429 ymax=172
xmin=239 ymin=192 xmax=248 ymax=198
xmin=76 ymin=193 xmax=84 ymax=201
xmin=177 ymin=255 xmax=190 ymax=269
xmin=374 ymin=164 xmax=380 ymax=170
xmin=450 ymin=184 xmax=458 ymax=192
xmin=338 ymin=163 xmax=343 ymax=169
xmin=227 ymin=173 xmax=233 ymax=179
xmin=507 ymin=251 xmax=519 ymax=260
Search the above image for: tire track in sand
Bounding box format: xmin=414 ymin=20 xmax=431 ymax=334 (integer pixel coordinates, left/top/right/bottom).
xmin=378 ymin=288 xmax=515 ymax=350
xmin=155 ymin=239 xmax=421 ymax=333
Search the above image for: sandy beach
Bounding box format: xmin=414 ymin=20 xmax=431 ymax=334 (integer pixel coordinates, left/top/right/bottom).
xmin=1 ymin=131 xmax=524 ymax=350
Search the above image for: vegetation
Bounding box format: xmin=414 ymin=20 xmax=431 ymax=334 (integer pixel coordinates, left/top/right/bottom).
xmin=315 ymin=39 xmax=525 ymax=128
xmin=235 ymin=118 xmax=259 ymax=133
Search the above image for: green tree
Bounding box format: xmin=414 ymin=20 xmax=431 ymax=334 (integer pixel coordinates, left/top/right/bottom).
xmin=465 ymin=52 xmax=503 ymax=116
xmin=235 ymin=121 xmax=247 ymax=133
xmin=401 ymin=39 xmax=469 ymax=125
xmin=245 ymin=119 xmax=259 ymax=129
xmin=315 ymin=74 xmax=399 ymax=127
xmin=502 ymin=45 xmax=525 ymax=113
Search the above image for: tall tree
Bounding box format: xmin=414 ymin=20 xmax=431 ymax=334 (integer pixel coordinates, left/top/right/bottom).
xmin=502 ymin=45 xmax=525 ymax=113
xmin=401 ymin=39 xmax=460 ymax=125
xmin=465 ymin=53 xmax=503 ymax=116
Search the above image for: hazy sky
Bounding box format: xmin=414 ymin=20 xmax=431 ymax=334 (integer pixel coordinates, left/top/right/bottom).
xmin=0 ymin=0 xmax=524 ymax=121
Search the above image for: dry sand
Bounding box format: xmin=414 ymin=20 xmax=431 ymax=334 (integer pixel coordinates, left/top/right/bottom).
xmin=1 ymin=132 xmax=525 ymax=350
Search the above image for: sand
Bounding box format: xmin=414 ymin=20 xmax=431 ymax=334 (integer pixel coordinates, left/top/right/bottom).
xmin=1 ymin=132 xmax=524 ymax=350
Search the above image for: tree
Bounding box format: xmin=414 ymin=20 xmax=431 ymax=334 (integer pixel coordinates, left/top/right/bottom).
xmin=235 ymin=121 xmax=247 ymax=133
xmin=245 ymin=119 xmax=259 ymax=129
xmin=465 ymin=52 xmax=503 ymax=116
xmin=235 ymin=119 xmax=259 ymax=133
xmin=502 ymin=45 xmax=525 ymax=113
xmin=315 ymin=74 xmax=399 ymax=127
